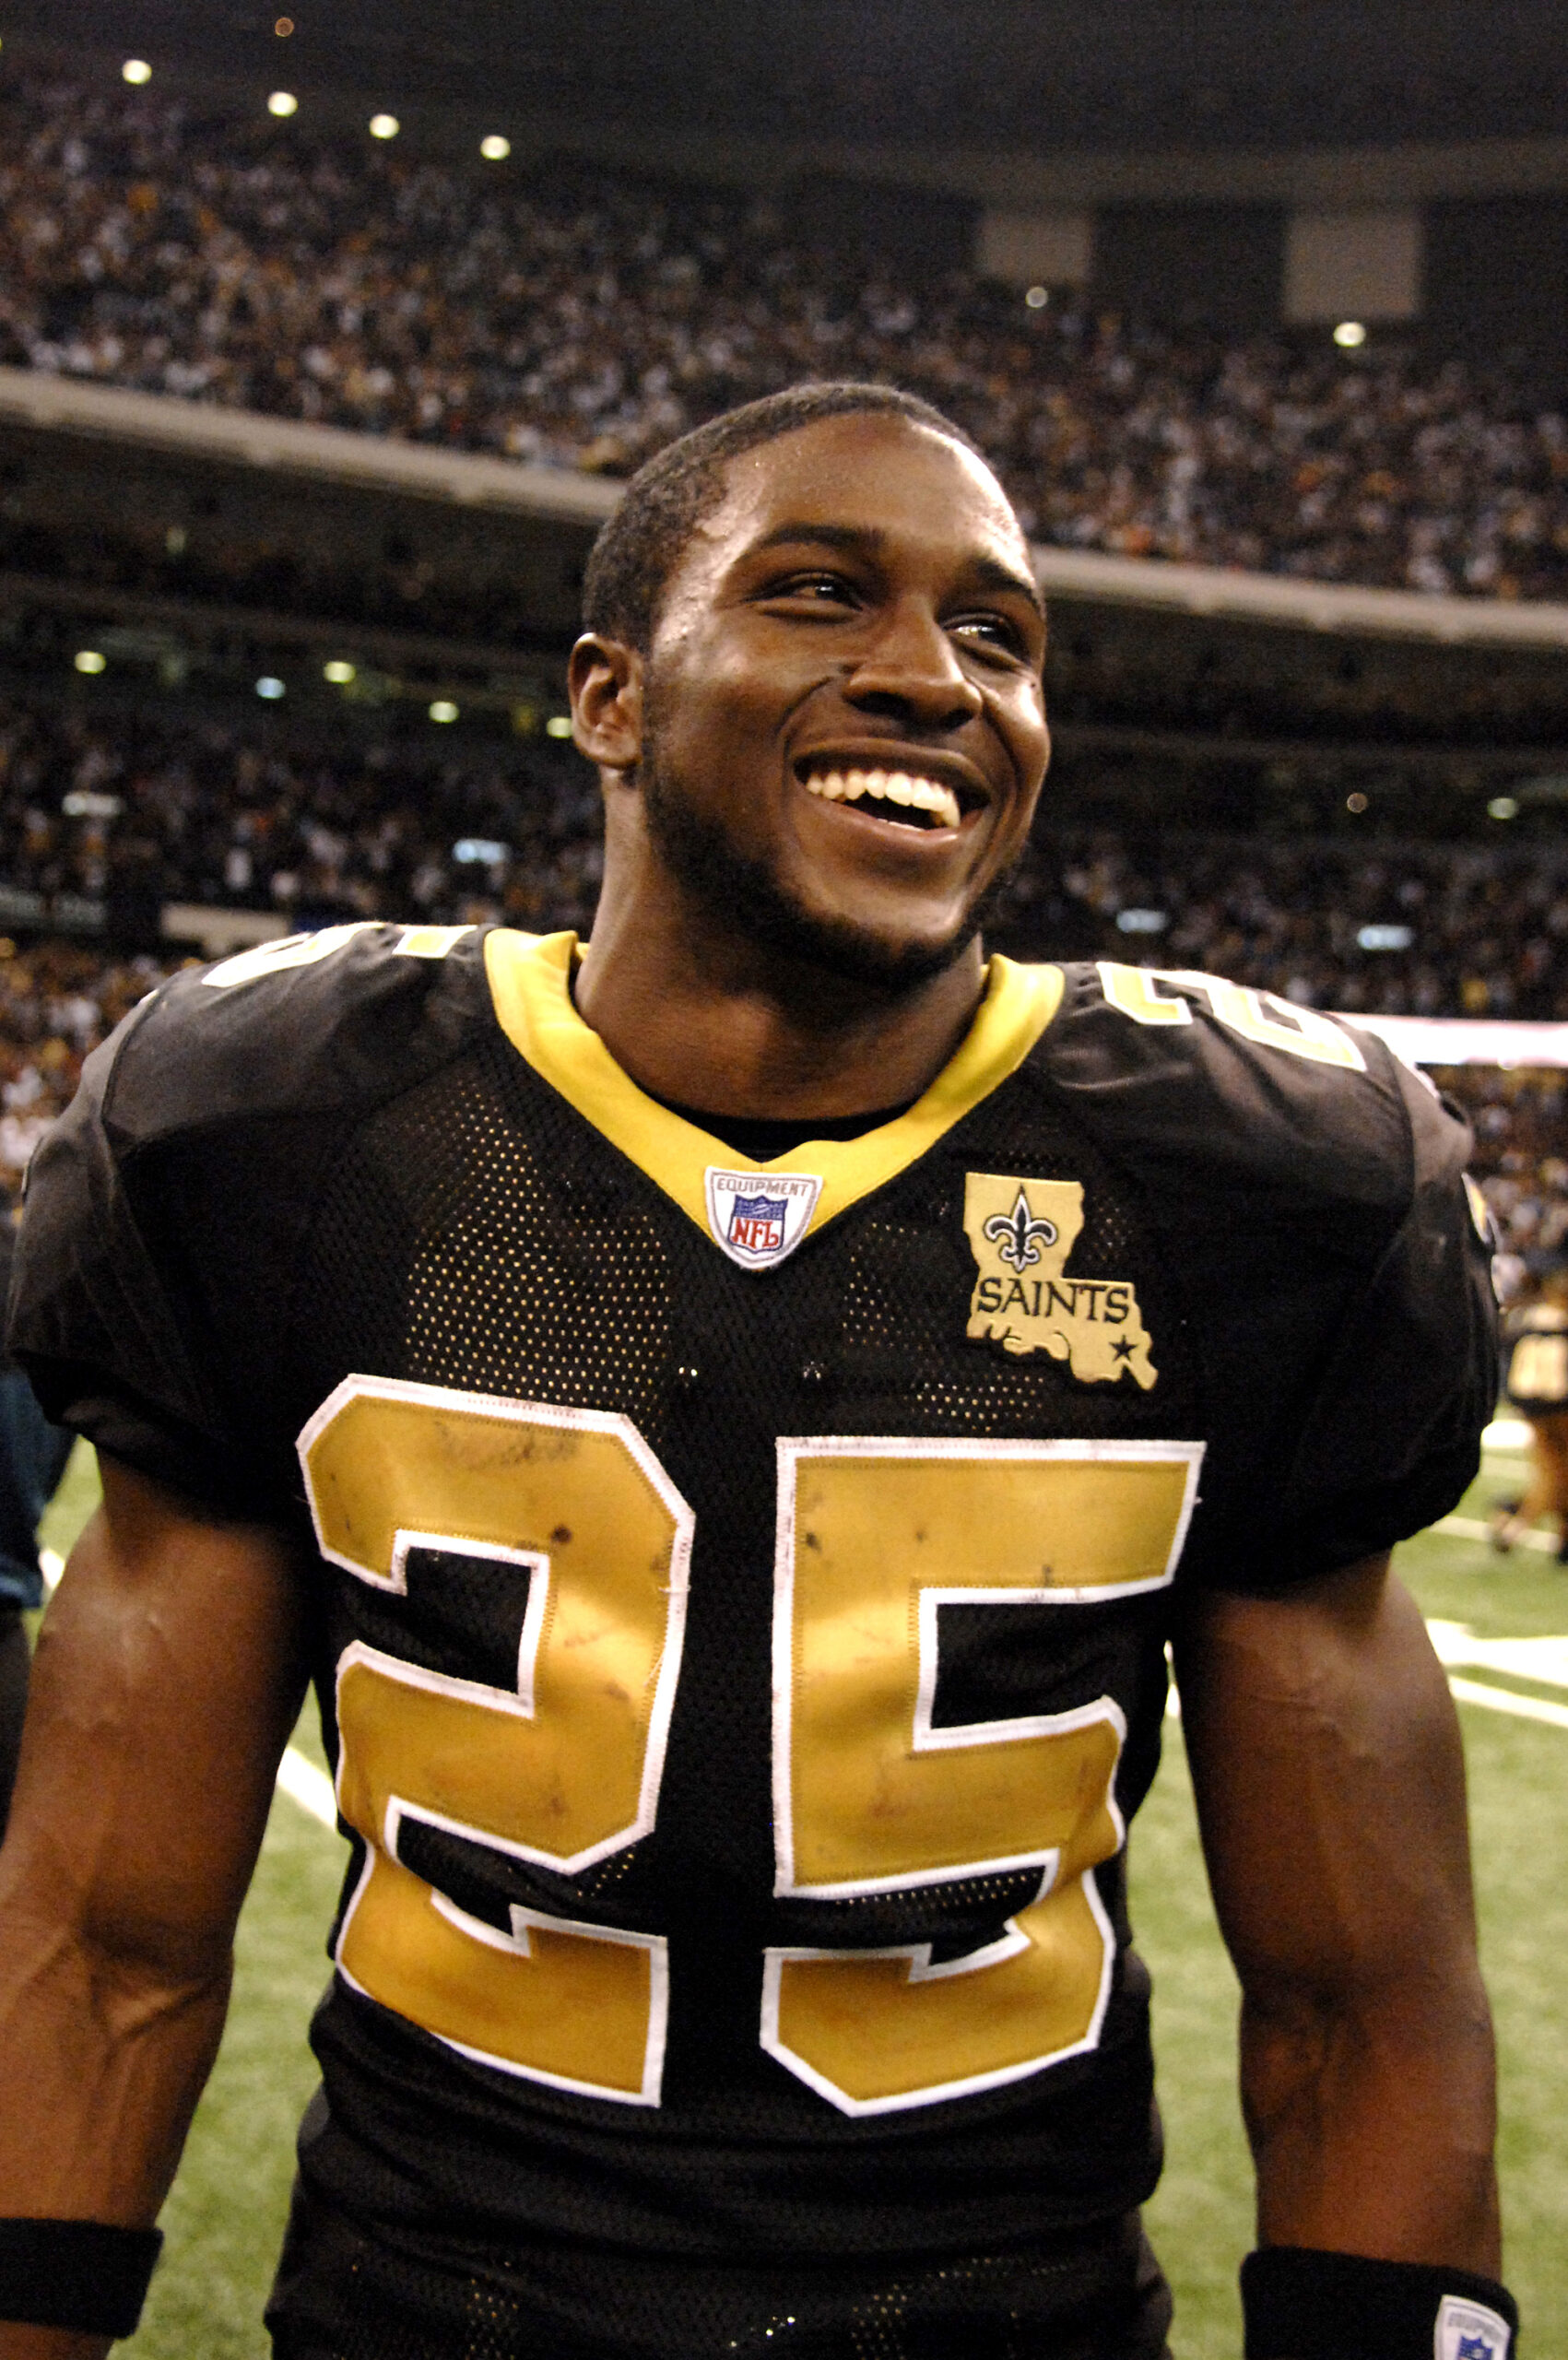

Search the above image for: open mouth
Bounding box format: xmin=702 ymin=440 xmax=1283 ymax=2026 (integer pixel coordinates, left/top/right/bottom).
xmin=796 ymin=761 xmax=969 ymax=833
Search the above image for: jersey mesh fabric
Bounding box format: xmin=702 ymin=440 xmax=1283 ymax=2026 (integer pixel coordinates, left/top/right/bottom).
xmin=266 ymin=2182 xmax=1173 ymax=2360
xmin=279 ymin=1023 xmax=1199 ymax=2293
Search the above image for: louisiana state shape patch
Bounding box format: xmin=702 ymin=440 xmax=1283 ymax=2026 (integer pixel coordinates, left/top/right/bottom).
xmin=963 ymin=1173 xmax=1156 ymax=1388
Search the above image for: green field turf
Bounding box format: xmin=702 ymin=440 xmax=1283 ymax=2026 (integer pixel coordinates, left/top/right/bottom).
xmin=27 ymin=1440 xmax=1568 ymax=2358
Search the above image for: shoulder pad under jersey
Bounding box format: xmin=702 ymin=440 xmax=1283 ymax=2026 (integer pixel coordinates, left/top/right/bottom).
xmin=88 ymin=920 xmax=495 ymax=1148
xmin=1035 ymin=959 xmax=1466 ymax=1216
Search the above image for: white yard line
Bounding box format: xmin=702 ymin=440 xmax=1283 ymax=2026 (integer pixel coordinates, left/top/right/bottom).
xmin=274 ymin=1746 xmax=337 ymax=1829
xmin=1446 ymin=1675 xmax=1568 ymax=1732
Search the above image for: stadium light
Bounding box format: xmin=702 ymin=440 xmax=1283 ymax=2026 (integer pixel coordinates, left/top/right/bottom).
xmin=256 ymin=676 xmax=286 ymax=700
xmin=1346 ymin=791 xmax=1369 ymax=812
xmin=545 ymin=714 xmax=573 ymax=738
xmin=1490 ymin=796 xmax=1520 ymax=820
xmin=1357 ymin=924 xmax=1414 ymax=951
xmin=268 ymin=90 xmax=298 ymax=117
xmin=480 ymin=135 xmax=512 ymax=161
xmin=1333 ymin=320 xmax=1367 ymax=348
xmin=369 ymin=113 xmax=400 ymax=139
xmin=323 ymin=660 xmax=356 ymax=685
xmin=1024 ymin=285 xmax=1049 ymax=310
xmin=429 ymin=699 xmax=459 ymax=723
xmin=275 ymin=15 xmax=294 ymax=32
xmin=74 ymin=650 xmax=107 ymax=674
xmin=122 ymin=58 xmax=152 ymax=85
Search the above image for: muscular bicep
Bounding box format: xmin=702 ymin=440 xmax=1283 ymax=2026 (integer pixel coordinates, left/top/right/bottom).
xmin=1172 ymin=1554 xmax=1476 ymax=1993
xmin=1 ymin=1453 xmax=312 ymax=1977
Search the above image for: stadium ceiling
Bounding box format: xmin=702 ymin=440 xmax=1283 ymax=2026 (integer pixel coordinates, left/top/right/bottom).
xmin=10 ymin=0 xmax=1568 ymax=156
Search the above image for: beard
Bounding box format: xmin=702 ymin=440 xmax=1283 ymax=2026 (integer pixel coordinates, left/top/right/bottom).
xmin=639 ymin=742 xmax=1018 ymax=990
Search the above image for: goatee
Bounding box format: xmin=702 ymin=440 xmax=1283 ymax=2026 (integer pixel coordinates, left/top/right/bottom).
xmin=640 ymin=750 xmax=1013 ymax=989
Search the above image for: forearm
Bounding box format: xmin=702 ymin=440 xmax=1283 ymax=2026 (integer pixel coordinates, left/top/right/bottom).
xmin=0 ymin=1891 xmax=231 ymax=2224
xmin=1241 ymin=1965 xmax=1500 ymax=2269
xmin=0 ymin=1879 xmax=232 ymax=2359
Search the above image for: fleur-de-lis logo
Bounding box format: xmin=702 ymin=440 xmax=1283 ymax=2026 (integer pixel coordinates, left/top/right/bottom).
xmin=983 ymin=1186 xmax=1058 ymax=1272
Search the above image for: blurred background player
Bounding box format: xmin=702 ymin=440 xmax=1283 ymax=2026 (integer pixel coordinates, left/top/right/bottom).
xmin=1492 ymin=1262 xmax=1568 ymax=1559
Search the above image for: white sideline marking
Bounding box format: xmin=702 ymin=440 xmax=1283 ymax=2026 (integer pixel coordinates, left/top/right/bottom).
xmin=275 ymin=1747 xmax=337 ymax=1829
xmin=1482 ymin=1418 xmax=1532 ymax=1452
xmin=38 ymin=1548 xmax=62 ymax=1593
xmin=1434 ymin=1514 xmax=1559 ymax=1553
xmin=1446 ymin=1674 xmax=1568 ymax=1731
xmin=1427 ymin=1620 xmax=1568 ymax=1689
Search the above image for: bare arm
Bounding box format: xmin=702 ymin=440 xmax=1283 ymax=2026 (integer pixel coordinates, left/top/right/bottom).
xmin=1173 ymin=1552 xmax=1500 ymax=2272
xmin=0 ymin=1457 xmax=311 ymax=2359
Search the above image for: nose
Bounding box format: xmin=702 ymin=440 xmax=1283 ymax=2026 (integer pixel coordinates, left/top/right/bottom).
xmin=843 ymin=599 xmax=984 ymax=731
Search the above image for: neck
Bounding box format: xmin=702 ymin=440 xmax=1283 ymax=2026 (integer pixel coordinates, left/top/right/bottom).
xmin=573 ymin=844 xmax=987 ymax=1122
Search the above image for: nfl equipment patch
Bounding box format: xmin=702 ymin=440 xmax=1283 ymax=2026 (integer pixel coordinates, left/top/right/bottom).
xmin=1435 ymin=2295 xmax=1512 ymax=2360
xmin=963 ymin=1173 xmax=1156 ymax=1386
xmin=704 ymin=1167 xmax=822 ymax=1271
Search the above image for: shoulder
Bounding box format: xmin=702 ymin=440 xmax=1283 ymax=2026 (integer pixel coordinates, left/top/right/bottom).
xmin=87 ymin=920 xmax=496 ymax=1151
xmin=1027 ymin=958 xmax=1467 ymax=1219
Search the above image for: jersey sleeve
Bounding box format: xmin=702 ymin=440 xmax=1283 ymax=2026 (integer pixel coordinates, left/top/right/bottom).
xmin=5 ymin=1001 xmax=271 ymax=1515
xmin=1042 ymin=967 xmax=1498 ymax=1591
xmin=1256 ymin=1061 xmax=1498 ymax=1583
xmin=6 ymin=922 xmax=489 ymax=1522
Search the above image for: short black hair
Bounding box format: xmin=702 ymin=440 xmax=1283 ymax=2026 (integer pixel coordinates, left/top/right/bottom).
xmin=581 ymin=382 xmax=990 ymax=652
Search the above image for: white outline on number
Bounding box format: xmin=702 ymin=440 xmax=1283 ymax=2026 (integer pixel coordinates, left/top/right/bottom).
xmin=300 ymin=1375 xmax=692 ymax=2105
xmin=771 ymin=1434 xmax=1202 ymax=1897
xmin=762 ymin=1434 xmax=1203 ymax=2114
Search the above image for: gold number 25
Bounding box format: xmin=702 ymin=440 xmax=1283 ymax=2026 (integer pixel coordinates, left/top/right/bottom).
xmin=301 ymin=1379 xmax=1200 ymax=2115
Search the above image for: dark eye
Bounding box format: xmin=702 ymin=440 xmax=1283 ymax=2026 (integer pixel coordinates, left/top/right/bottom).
xmin=950 ymin=611 xmax=1027 ymax=656
xmin=764 ymin=570 xmax=857 ymax=604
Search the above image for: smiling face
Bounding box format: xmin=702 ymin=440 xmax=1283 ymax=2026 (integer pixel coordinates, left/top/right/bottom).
xmin=582 ymin=410 xmax=1050 ymax=985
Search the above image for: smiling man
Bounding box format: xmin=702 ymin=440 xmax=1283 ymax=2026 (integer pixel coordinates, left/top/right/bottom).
xmin=0 ymin=384 xmax=1512 ymax=2360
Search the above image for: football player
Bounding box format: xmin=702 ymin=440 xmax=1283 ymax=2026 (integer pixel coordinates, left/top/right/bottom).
xmin=0 ymin=384 xmax=1512 ymax=2360
xmin=1492 ymin=1260 xmax=1568 ymax=1558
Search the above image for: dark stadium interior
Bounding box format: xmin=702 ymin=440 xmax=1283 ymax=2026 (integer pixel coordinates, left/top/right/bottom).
xmin=14 ymin=0 xmax=1568 ymax=155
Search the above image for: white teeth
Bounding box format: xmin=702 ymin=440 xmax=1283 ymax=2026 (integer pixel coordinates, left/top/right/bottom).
xmin=802 ymin=767 xmax=961 ymax=830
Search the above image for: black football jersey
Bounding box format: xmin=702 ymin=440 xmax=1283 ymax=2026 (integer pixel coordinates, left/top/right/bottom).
xmin=7 ymin=927 xmax=1494 ymax=2319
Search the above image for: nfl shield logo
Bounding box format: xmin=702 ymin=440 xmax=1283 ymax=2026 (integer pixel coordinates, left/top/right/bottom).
xmin=728 ymin=1192 xmax=787 ymax=1257
xmin=704 ymin=1167 xmax=822 ymax=1272
xmin=1436 ymin=2295 xmax=1511 ymax=2360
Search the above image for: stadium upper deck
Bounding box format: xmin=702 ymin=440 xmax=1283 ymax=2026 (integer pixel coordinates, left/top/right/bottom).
xmin=4 ymin=67 xmax=1568 ymax=602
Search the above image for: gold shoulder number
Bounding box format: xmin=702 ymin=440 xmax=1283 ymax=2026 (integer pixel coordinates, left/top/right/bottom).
xmin=1096 ymin=962 xmax=1365 ymax=1072
xmin=203 ymin=921 xmax=476 ymax=990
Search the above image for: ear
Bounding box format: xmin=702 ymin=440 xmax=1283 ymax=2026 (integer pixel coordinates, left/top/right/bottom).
xmin=569 ymin=632 xmax=644 ymax=774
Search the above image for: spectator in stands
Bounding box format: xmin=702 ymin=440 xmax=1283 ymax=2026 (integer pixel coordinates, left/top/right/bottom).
xmin=4 ymin=68 xmax=1568 ymax=600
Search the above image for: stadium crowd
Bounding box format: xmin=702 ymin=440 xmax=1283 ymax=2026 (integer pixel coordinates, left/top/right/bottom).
xmin=5 ymin=69 xmax=1568 ymax=600
xmin=1435 ymin=1065 xmax=1568 ymax=1290
xmin=6 ymin=695 xmax=1568 ymax=1020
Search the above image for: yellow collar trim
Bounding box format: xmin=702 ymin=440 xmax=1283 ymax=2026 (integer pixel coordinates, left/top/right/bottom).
xmin=484 ymin=929 xmax=1063 ymax=1244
